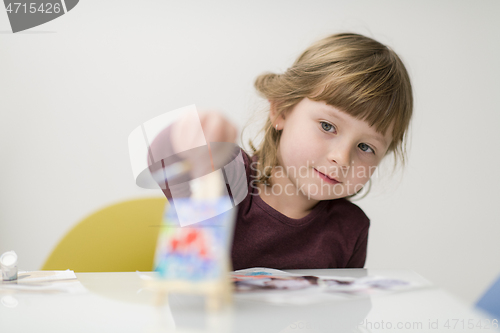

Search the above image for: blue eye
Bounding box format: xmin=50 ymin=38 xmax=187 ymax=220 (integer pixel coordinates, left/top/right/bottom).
xmin=358 ymin=143 xmax=374 ymax=154
xmin=320 ymin=121 xmax=336 ymax=133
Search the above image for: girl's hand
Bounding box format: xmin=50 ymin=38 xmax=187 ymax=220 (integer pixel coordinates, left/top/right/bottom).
xmin=171 ymin=111 xmax=238 ymax=177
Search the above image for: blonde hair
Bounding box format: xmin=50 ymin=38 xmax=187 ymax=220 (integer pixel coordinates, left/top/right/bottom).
xmin=249 ymin=32 xmax=413 ymax=186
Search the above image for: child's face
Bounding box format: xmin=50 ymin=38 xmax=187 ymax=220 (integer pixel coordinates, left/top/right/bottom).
xmin=274 ymin=98 xmax=393 ymax=200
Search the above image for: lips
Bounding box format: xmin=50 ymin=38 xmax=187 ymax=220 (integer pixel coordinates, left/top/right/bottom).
xmin=314 ymin=168 xmax=341 ymax=184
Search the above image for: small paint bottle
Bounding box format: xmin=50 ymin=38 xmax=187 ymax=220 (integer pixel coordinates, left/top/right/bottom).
xmin=1 ymin=251 xmax=18 ymax=281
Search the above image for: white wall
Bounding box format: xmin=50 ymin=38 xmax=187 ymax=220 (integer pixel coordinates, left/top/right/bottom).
xmin=1 ymin=0 xmax=499 ymax=305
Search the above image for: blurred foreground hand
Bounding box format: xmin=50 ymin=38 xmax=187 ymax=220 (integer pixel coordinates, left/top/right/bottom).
xmin=171 ymin=111 xmax=238 ymax=179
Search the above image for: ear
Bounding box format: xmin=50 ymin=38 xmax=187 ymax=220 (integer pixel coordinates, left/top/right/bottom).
xmin=269 ymin=99 xmax=285 ymax=124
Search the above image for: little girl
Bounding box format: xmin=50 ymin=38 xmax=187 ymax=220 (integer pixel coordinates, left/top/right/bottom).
xmin=162 ymin=32 xmax=413 ymax=270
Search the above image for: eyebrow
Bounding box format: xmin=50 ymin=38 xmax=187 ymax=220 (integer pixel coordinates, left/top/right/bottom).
xmin=367 ymin=134 xmax=388 ymax=147
xmin=321 ymin=107 xmax=389 ymax=147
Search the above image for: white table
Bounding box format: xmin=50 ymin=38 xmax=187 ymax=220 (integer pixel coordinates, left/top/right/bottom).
xmin=1 ymin=269 xmax=497 ymax=333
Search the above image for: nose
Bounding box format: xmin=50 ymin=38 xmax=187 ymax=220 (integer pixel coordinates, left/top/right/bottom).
xmin=327 ymin=141 xmax=351 ymax=168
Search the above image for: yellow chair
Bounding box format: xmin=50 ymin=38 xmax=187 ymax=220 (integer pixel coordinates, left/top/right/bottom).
xmin=42 ymin=197 xmax=167 ymax=272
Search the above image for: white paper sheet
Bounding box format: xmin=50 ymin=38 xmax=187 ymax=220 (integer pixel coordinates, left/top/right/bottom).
xmin=0 ymin=270 xmax=87 ymax=294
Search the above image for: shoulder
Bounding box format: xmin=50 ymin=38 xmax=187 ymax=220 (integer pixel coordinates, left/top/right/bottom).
xmin=240 ymin=148 xmax=256 ymax=167
xmin=239 ymin=148 xmax=258 ymax=183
